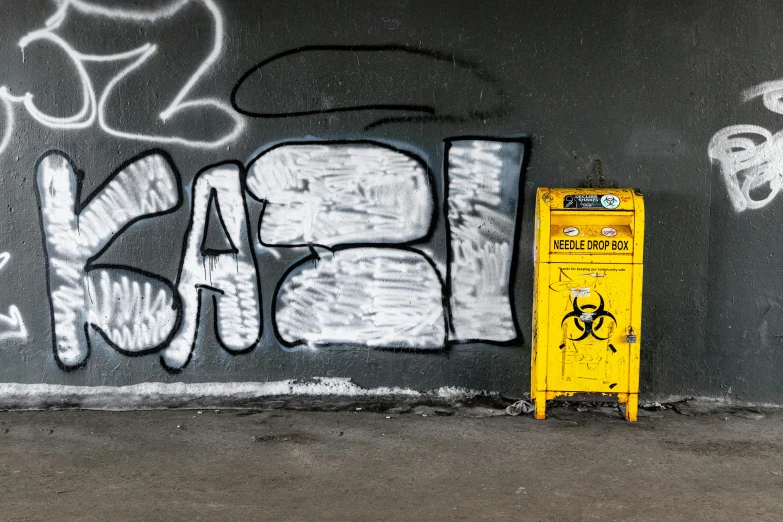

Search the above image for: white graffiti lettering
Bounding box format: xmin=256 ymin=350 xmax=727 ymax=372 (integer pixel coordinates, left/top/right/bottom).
xmin=161 ymin=162 xmax=261 ymax=371
xmin=0 ymin=252 xmax=27 ymax=342
xmin=446 ymin=139 xmax=525 ymax=343
xmin=246 ymin=142 xmax=433 ymax=246
xmin=86 ymin=269 xmax=179 ymax=354
xmin=275 ymin=247 xmax=446 ymax=348
xmin=709 ymin=78 xmax=783 ymax=212
xmin=36 ymin=150 xmax=181 ymax=368
xmin=0 ymin=0 xmax=244 ymax=156
xmin=35 ymin=138 xmax=527 ymax=370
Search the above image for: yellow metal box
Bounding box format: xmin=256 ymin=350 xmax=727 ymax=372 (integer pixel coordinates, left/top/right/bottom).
xmin=531 ymin=188 xmax=644 ymax=421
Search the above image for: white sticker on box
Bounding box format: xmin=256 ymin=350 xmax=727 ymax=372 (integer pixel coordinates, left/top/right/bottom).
xmin=601 ymin=226 xmax=618 ymax=237
xmin=570 ymin=287 xmax=591 ymax=298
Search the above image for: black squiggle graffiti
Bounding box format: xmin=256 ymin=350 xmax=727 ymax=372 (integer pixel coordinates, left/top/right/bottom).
xmin=230 ymin=45 xmax=505 ymax=129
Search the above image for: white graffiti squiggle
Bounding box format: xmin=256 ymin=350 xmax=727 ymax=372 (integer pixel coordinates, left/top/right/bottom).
xmin=0 ymin=0 xmax=244 ymax=155
xmin=709 ymin=79 xmax=783 ymax=212
xmin=0 ymin=252 xmax=27 ymax=342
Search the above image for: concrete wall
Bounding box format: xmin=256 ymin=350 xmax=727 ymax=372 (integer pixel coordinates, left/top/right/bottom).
xmin=0 ymin=0 xmax=778 ymax=404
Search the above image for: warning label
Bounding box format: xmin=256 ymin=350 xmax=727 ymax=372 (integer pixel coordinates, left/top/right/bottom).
xmin=563 ymin=194 xmax=620 ymax=209
xmin=552 ymin=239 xmax=630 ymax=252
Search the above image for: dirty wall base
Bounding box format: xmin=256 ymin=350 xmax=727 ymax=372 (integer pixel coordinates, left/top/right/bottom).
xmin=0 ymin=380 xmax=505 ymax=412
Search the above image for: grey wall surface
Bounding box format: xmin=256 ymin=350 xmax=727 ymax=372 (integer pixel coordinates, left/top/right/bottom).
xmin=0 ymin=0 xmax=777 ymax=403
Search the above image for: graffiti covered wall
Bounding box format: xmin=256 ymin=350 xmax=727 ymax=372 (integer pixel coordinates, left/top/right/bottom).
xmin=1 ymin=0 xmax=782 ymax=403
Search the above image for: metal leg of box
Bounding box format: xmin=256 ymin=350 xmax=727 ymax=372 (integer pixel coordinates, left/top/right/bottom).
xmin=535 ymin=398 xmax=546 ymax=420
xmin=625 ymin=394 xmax=638 ymax=422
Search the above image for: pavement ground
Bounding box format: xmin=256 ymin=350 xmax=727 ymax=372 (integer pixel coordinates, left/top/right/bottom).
xmin=0 ymin=401 xmax=780 ymax=521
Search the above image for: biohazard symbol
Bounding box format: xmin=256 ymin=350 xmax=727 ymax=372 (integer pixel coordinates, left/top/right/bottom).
xmin=561 ymin=292 xmax=616 ymax=341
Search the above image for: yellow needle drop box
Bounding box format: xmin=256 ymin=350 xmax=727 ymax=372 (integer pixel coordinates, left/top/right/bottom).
xmin=531 ymin=188 xmax=644 ymax=421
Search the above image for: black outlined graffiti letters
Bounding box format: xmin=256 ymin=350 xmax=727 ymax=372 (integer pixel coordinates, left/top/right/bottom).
xmin=35 ymin=137 xmax=528 ymax=369
xmin=247 ymin=141 xmax=441 ymax=348
xmin=445 ymin=138 xmax=527 ymax=344
xmin=36 ymin=150 xmax=182 ymax=369
xmin=245 ymin=142 xmax=434 ymax=247
xmin=275 ymin=247 xmax=447 ymax=349
xmin=161 ymin=162 xmax=261 ymax=371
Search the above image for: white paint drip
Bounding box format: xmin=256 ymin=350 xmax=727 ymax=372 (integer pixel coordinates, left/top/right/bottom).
xmin=161 ymin=164 xmax=261 ymax=369
xmin=276 ymin=248 xmax=444 ymax=348
xmin=447 ymin=140 xmax=523 ymax=342
xmin=709 ymin=78 xmax=783 ymax=212
xmin=247 ymin=143 xmax=432 ymax=246
xmin=37 ymin=152 xmax=180 ymax=366
xmin=0 ymin=0 xmax=244 ymax=155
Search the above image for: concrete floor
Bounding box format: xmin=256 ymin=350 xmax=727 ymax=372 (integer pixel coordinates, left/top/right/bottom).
xmin=0 ymin=403 xmax=781 ymax=521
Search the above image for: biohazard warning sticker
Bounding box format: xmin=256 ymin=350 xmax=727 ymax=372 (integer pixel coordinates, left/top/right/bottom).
xmin=600 ymin=194 xmax=620 ymax=209
xmin=563 ymin=194 xmax=621 ymax=209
